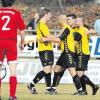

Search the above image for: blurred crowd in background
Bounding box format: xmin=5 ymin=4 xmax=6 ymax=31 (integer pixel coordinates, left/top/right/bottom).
xmin=0 ymin=0 xmax=100 ymax=34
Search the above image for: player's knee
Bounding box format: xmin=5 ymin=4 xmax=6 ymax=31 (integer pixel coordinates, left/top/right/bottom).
xmin=43 ymin=66 xmax=52 ymax=74
xmin=77 ymin=71 xmax=84 ymax=78
xmin=68 ymin=68 xmax=76 ymax=77
xmin=54 ymin=65 xmax=61 ymax=73
xmin=9 ymin=70 xmax=16 ymax=76
xmin=9 ymin=63 xmax=17 ymax=76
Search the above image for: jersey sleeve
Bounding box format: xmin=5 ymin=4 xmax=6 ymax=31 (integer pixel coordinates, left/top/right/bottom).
xmin=16 ymin=11 xmax=26 ymax=30
xmin=59 ymin=28 xmax=70 ymax=41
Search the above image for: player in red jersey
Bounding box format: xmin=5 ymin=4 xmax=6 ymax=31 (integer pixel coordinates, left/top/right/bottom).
xmin=0 ymin=0 xmax=26 ymax=100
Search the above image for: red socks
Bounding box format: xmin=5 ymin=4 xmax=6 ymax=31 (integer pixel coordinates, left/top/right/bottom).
xmin=9 ymin=76 xmax=17 ymax=97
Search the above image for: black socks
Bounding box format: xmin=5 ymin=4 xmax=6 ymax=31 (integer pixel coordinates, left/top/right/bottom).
xmin=45 ymin=73 xmax=51 ymax=88
xmin=80 ymin=75 xmax=95 ymax=89
xmin=30 ymin=70 xmax=46 ymax=87
xmin=73 ymin=75 xmax=82 ymax=91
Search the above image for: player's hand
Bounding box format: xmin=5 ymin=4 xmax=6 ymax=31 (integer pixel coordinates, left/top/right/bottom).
xmin=20 ymin=41 xmax=25 ymax=50
xmin=40 ymin=37 xmax=47 ymax=42
xmin=20 ymin=44 xmax=24 ymax=50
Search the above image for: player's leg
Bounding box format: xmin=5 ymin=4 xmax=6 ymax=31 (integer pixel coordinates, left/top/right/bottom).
xmin=55 ymin=67 xmax=66 ymax=87
xmin=51 ymin=65 xmax=62 ymax=94
xmin=28 ymin=66 xmax=52 ymax=94
xmin=44 ymin=51 xmax=54 ymax=93
xmin=80 ymin=74 xmax=99 ymax=95
xmin=9 ymin=63 xmax=17 ymax=99
xmin=77 ymin=55 xmax=99 ymax=95
xmin=64 ymin=51 xmax=82 ymax=95
xmin=77 ymin=70 xmax=99 ymax=95
xmin=6 ymin=41 xmax=18 ymax=100
xmin=78 ymin=71 xmax=99 ymax=95
xmin=51 ymin=52 xmax=65 ymax=93
xmin=43 ymin=65 xmax=52 ymax=93
xmin=28 ymin=69 xmax=46 ymax=94
xmin=68 ymin=67 xmax=82 ymax=95
xmin=75 ymin=54 xmax=87 ymax=94
xmin=52 ymin=66 xmax=66 ymax=88
xmin=28 ymin=51 xmax=54 ymax=94
xmin=77 ymin=71 xmax=87 ymax=95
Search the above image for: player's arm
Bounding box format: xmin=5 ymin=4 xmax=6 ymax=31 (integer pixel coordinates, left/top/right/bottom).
xmin=19 ymin=30 xmax=25 ymax=50
xmin=40 ymin=36 xmax=61 ymax=43
xmin=86 ymin=28 xmax=97 ymax=35
xmin=41 ymin=28 xmax=70 ymax=43
xmin=16 ymin=11 xmax=26 ymax=50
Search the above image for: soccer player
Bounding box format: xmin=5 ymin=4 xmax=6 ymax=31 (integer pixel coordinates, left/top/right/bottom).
xmin=0 ymin=0 xmax=26 ymax=100
xmin=27 ymin=8 xmax=54 ymax=94
xmin=74 ymin=17 xmax=99 ymax=95
xmin=43 ymin=14 xmax=83 ymax=95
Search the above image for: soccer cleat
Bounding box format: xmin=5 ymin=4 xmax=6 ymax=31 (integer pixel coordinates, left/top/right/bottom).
xmin=81 ymin=91 xmax=88 ymax=95
xmin=73 ymin=91 xmax=79 ymax=95
xmin=27 ymin=85 xmax=38 ymax=94
xmin=73 ymin=90 xmax=85 ymax=95
xmin=8 ymin=96 xmax=17 ymax=100
xmin=92 ymin=85 xmax=99 ymax=95
xmin=50 ymin=88 xmax=57 ymax=95
xmin=45 ymin=88 xmax=52 ymax=94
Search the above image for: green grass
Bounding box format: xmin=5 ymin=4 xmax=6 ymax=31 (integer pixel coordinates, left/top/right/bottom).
xmin=1 ymin=83 xmax=100 ymax=100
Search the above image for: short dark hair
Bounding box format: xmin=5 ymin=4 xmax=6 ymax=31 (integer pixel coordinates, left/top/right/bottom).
xmin=2 ymin=0 xmax=15 ymax=7
xmin=67 ymin=14 xmax=76 ymax=19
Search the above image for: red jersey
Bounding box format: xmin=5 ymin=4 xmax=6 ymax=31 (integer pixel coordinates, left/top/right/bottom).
xmin=0 ymin=7 xmax=26 ymax=40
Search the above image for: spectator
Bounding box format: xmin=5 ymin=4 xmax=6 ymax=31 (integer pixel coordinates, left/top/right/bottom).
xmin=94 ymin=16 xmax=100 ymax=35
xmin=27 ymin=9 xmax=39 ymax=35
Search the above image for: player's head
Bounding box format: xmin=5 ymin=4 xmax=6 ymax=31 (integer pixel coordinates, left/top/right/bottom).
xmin=58 ymin=14 xmax=67 ymax=28
xmin=39 ymin=7 xmax=52 ymax=21
xmin=76 ymin=17 xmax=84 ymax=27
xmin=2 ymin=0 xmax=15 ymax=7
xmin=67 ymin=14 xmax=76 ymax=26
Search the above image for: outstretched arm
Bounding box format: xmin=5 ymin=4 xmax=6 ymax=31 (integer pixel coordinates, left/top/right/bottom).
xmin=86 ymin=28 xmax=97 ymax=35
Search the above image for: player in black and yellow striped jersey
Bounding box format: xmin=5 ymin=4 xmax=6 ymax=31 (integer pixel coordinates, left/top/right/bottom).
xmin=44 ymin=14 xmax=83 ymax=95
xmin=74 ymin=18 xmax=99 ymax=95
xmin=27 ymin=8 xmax=54 ymax=94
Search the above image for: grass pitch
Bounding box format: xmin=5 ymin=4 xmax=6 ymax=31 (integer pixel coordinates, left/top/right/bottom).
xmin=1 ymin=83 xmax=100 ymax=100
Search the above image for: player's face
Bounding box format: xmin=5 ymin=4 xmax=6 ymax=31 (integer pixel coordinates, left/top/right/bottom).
xmin=67 ymin=17 xmax=76 ymax=26
xmin=76 ymin=18 xmax=83 ymax=26
xmin=46 ymin=12 xmax=52 ymax=21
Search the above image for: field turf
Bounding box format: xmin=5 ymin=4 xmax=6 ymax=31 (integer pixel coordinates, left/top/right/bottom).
xmin=1 ymin=83 xmax=100 ymax=100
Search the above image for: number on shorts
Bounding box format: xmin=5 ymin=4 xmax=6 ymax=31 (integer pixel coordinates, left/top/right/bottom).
xmin=2 ymin=16 xmax=10 ymax=31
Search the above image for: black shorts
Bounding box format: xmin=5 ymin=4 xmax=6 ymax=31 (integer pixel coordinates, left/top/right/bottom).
xmin=56 ymin=51 xmax=75 ymax=68
xmin=39 ymin=50 xmax=54 ymax=67
xmin=75 ymin=54 xmax=90 ymax=71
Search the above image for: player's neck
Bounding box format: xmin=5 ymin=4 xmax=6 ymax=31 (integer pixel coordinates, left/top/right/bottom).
xmin=40 ymin=18 xmax=46 ymax=23
xmin=79 ymin=24 xmax=84 ymax=28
